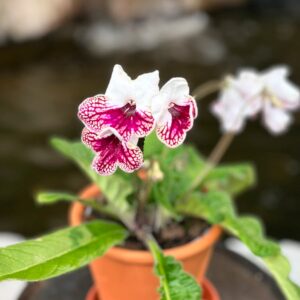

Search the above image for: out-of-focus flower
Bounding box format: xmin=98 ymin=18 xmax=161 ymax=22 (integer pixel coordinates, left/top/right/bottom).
xmin=152 ymin=78 xmax=197 ymax=147
xmin=261 ymin=67 xmax=300 ymax=134
xmin=212 ymin=66 xmax=300 ymax=134
xmin=82 ymin=127 xmax=143 ymax=176
xmin=78 ymin=64 xmax=159 ymax=142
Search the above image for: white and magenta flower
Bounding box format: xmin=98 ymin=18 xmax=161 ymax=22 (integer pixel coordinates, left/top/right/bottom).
xmin=212 ymin=66 xmax=300 ymax=134
xmin=82 ymin=127 xmax=143 ymax=176
xmin=152 ymin=78 xmax=197 ymax=147
xmin=78 ymin=64 xmax=159 ymax=142
xmin=78 ymin=65 xmax=199 ymax=175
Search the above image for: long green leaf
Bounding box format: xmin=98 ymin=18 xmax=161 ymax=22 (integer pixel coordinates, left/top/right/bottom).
xmin=176 ymin=191 xmax=300 ymax=300
xmin=147 ymin=238 xmax=201 ymax=300
xmin=36 ymin=191 xmax=118 ymax=218
xmin=50 ymin=137 xmax=133 ymax=212
xmin=0 ymin=220 xmax=127 ymax=281
xmin=264 ymin=254 xmax=300 ymax=300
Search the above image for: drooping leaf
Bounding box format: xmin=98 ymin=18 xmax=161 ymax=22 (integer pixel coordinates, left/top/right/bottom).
xmin=36 ymin=191 xmax=118 ymax=218
xmin=201 ymin=164 xmax=256 ymax=196
xmin=0 ymin=220 xmax=127 ymax=281
xmin=147 ymin=238 xmax=201 ymax=300
xmin=50 ymin=137 xmax=133 ymax=212
xmin=176 ymin=191 xmax=300 ymax=300
xmin=264 ymin=254 xmax=300 ymax=300
xmin=176 ymin=191 xmax=279 ymax=257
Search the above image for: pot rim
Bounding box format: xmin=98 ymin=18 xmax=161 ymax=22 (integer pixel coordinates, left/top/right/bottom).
xmin=69 ymin=184 xmax=222 ymax=264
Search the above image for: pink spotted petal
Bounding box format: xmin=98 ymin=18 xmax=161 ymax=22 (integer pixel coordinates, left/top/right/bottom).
xmin=79 ymin=96 xmax=154 ymax=141
xmin=78 ymin=95 xmax=116 ymax=132
xmin=118 ymin=143 xmax=144 ymax=173
xmin=92 ymin=154 xmax=118 ymax=176
xmin=156 ymin=102 xmax=194 ymax=148
xmin=82 ymin=127 xmax=143 ymax=175
xmin=91 ymin=105 xmax=154 ymax=141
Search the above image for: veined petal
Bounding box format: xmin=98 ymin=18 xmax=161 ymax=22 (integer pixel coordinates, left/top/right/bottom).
xmin=263 ymin=102 xmax=292 ymax=135
xmin=156 ymin=102 xmax=194 ymax=148
xmin=118 ymin=142 xmax=144 ymax=173
xmin=153 ymin=77 xmax=197 ymax=147
xmin=78 ymin=95 xmax=118 ymax=132
xmin=82 ymin=127 xmax=143 ymax=175
xmin=93 ymin=154 xmax=118 ymax=176
xmin=152 ymin=78 xmax=190 ymax=122
xmin=79 ymin=97 xmax=154 ymax=141
xmin=105 ymin=64 xmax=132 ymax=107
xmin=133 ymin=70 xmax=160 ymax=110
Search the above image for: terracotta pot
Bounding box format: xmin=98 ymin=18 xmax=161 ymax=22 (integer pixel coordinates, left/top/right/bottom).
xmin=86 ymin=278 xmax=220 ymax=300
xmin=70 ymin=185 xmax=222 ymax=300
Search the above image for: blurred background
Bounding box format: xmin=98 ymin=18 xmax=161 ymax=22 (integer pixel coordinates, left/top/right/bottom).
xmin=0 ymin=0 xmax=300 ymax=243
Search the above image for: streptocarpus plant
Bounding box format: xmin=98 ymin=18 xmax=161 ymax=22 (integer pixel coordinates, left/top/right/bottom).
xmin=0 ymin=64 xmax=299 ymax=300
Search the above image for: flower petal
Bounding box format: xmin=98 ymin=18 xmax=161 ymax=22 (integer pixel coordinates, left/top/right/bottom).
xmin=82 ymin=127 xmax=120 ymax=176
xmin=263 ymin=102 xmax=292 ymax=135
xmin=211 ymin=88 xmax=248 ymax=133
xmin=93 ymin=154 xmax=118 ymax=176
xmin=118 ymin=142 xmax=144 ymax=173
xmin=79 ymin=96 xmax=155 ymax=140
xmin=262 ymin=66 xmax=300 ymax=110
xmin=133 ymin=70 xmax=160 ymax=110
xmin=105 ymin=64 xmax=133 ymax=107
xmin=152 ymin=78 xmax=190 ymax=122
xmin=78 ymin=95 xmax=117 ymax=132
xmin=156 ymin=102 xmax=194 ymax=148
xmin=234 ymin=70 xmax=264 ymax=101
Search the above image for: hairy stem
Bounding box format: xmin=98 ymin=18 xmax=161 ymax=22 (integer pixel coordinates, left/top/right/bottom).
xmin=192 ymin=79 xmax=223 ymax=101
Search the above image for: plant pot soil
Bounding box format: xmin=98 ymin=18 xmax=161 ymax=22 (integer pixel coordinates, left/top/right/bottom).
xmin=69 ymin=185 xmax=222 ymax=300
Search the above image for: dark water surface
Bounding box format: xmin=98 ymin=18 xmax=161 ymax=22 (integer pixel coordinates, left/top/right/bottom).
xmin=0 ymin=6 xmax=300 ymax=239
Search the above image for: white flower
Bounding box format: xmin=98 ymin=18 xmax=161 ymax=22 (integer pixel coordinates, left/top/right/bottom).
xmin=78 ymin=64 xmax=159 ymax=142
xmin=212 ymin=66 xmax=300 ymax=134
xmin=152 ymin=78 xmax=197 ymax=147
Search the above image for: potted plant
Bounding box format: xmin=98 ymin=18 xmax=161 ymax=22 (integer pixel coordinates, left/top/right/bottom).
xmin=0 ymin=64 xmax=299 ymax=300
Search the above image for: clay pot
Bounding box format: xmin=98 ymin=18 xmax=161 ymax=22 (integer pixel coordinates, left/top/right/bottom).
xmin=86 ymin=278 xmax=220 ymax=300
xmin=70 ymin=185 xmax=222 ymax=300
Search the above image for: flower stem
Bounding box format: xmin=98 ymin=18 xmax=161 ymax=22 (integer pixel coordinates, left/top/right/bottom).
xmin=192 ymin=80 xmax=223 ymax=101
xmin=189 ymin=132 xmax=235 ymax=191
xmin=136 ymin=160 xmax=154 ymax=227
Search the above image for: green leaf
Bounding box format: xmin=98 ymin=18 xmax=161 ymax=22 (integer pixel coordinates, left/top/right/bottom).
xmin=143 ymin=131 xmax=164 ymax=158
xmin=36 ymin=192 xmax=79 ymax=204
xmin=264 ymin=254 xmax=300 ymax=300
xmin=176 ymin=191 xmax=300 ymax=300
xmin=153 ymin=145 xmax=205 ymax=214
xmin=51 ymin=137 xmax=133 ymax=212
xmin=0 ymin=220 xmax=127 ymax=281
xmin=147 ymin=239 xmax=201 ymax=300
xmin=201 ymin=164 xmax=256 ymax=196
xmin=176 ymin=191 xmax=279 ymax=257
xmin=36 ymin=191 xmax=118 ymax=217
